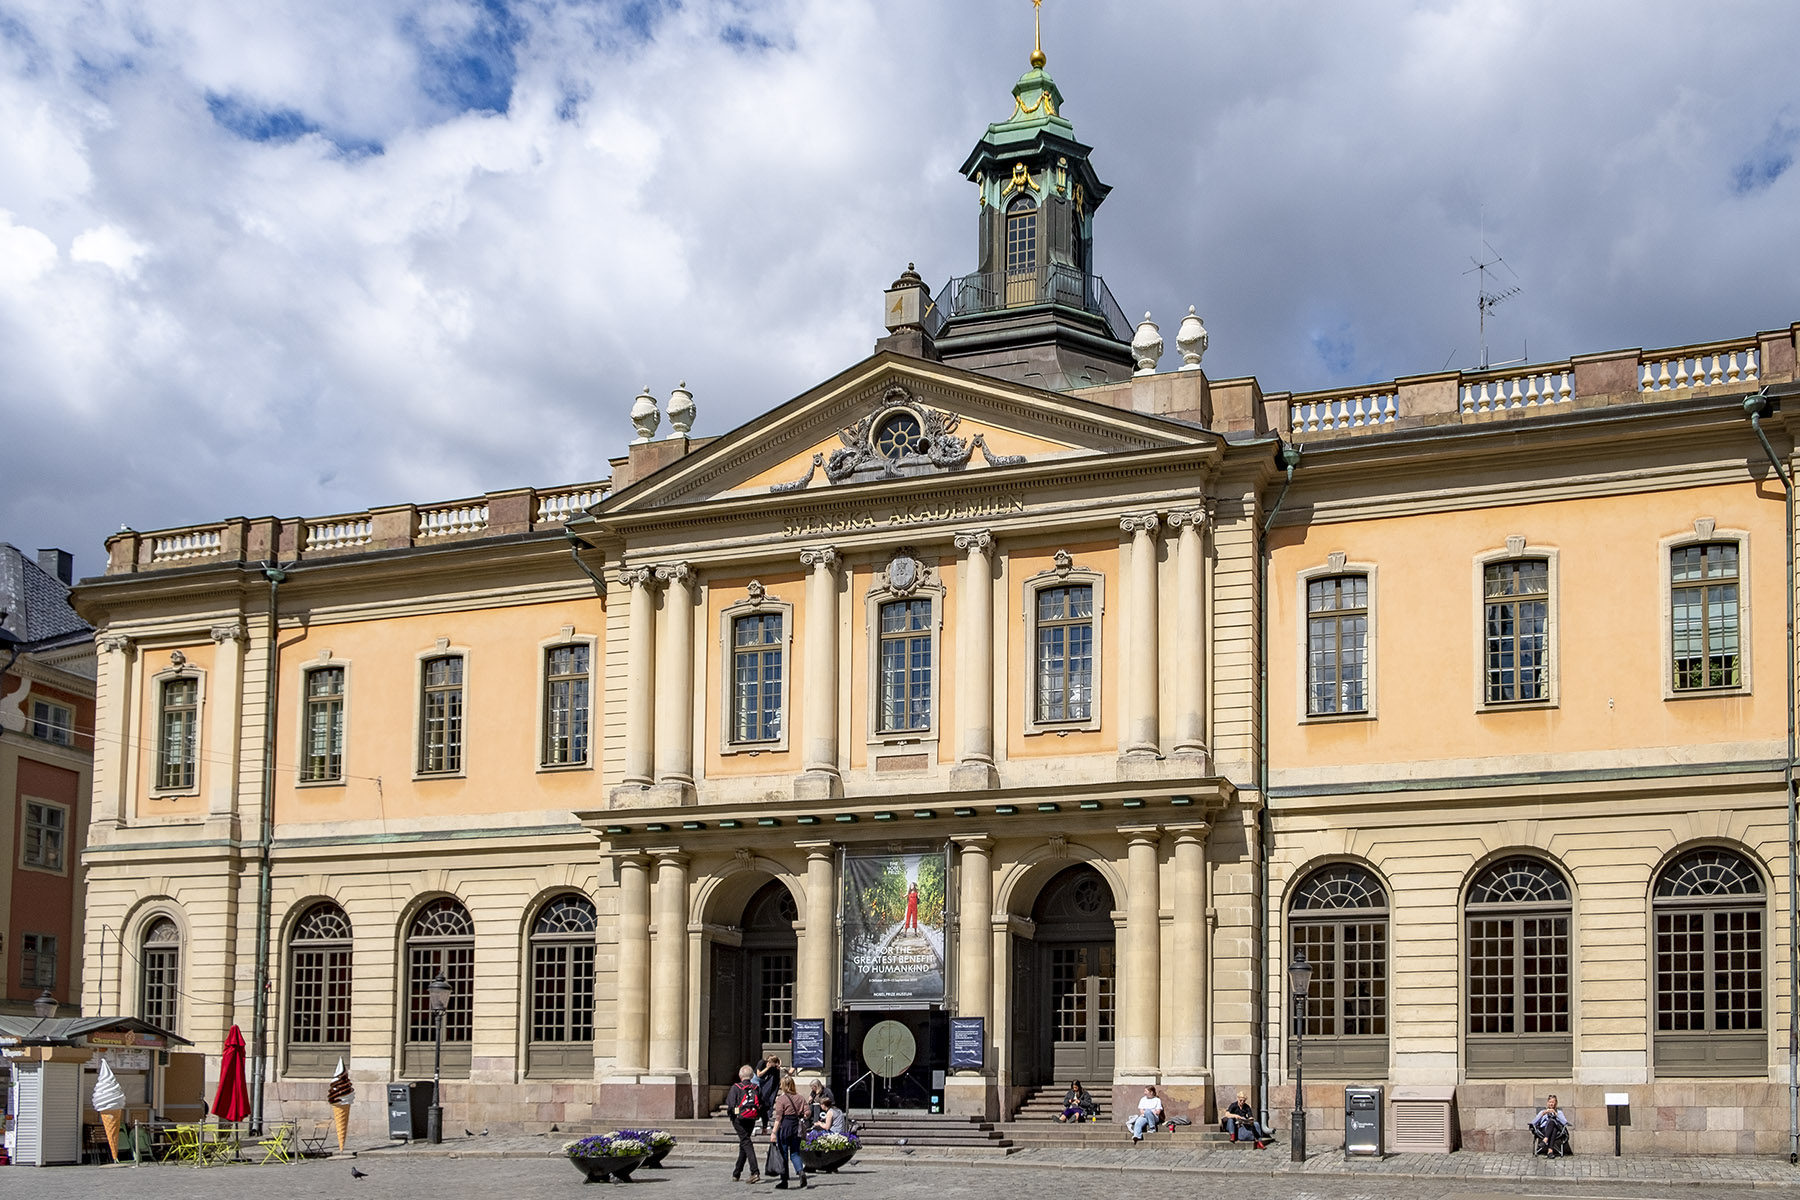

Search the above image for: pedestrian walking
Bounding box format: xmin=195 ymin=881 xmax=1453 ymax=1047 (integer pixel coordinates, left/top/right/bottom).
xmin=769 ymin=1076 xmax=808 ymax=1189
xmin=726 ymin=1064 xmax=763 ymax=1183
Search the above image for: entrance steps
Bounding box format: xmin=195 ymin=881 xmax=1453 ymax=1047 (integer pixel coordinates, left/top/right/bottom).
xmin=617 ymin=1113 xmax=1013 ymax=1157
xmin=1011 ymin=1084 xmax=1115 ymax=1123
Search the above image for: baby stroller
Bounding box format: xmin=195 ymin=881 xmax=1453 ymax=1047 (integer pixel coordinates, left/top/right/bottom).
xmin=1530 ymin=1115 xmax=1571 ymax=1158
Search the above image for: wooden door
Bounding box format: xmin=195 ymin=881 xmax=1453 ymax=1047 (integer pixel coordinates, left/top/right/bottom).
xmin=1049 ymin=944 xmax=1115 ymax=1082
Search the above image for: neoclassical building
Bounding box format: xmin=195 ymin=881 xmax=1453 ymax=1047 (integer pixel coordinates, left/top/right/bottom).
xmin=71 ymin=40 xmax=1800 ymax=1155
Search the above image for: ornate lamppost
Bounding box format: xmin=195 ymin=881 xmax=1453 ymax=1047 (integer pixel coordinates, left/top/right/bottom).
xmin=427 ymin=971 xmax=451 ymax=1145
xmin=1288 ymin=948 xmax=1312 ymax=1163
xmin=34 ymin=988 xmax=59 ymax=1019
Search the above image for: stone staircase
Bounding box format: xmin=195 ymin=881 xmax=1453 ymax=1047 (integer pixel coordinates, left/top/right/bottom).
xmin=610 ymin=1112 xmax=1013 ymax=1157
xmin=1000 ymin=1086 xmax=1276 ymax=1151
xmin=1011 ymin=1084 xmax=1115 ymax=1123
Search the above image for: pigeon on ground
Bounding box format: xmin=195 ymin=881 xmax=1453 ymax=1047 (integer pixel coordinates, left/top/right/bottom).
xmin=550 ymin=1124 xmax=560 ymax=1133
xmin=465 ymin=1128 xmax=475 ymax=1137
xmin=350 ymin=1166 xmax=368 ymax=1179
xmin=480 ymin=1128 xmax=490 ymax=1136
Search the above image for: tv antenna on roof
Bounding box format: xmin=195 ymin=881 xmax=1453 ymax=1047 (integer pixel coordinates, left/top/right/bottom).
xmin=1463 ymin=211 xmax=1523 ymax=370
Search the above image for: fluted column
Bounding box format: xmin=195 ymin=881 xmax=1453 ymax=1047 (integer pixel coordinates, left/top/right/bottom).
xmin=1120 ymin=514 xmax=1162 ymax=760
xmin=621 ymin=569 xmax=658 ymax=787
xmin=954 ymin=836 xmax=995 ymax=1023
xmin=1167 ymin=510 xmax=1208 ymax=761
xmin=1167 ymin=824 xmax=1210 ymax=1075
xmin=797 ymin=548 xmax=841 ymax=799
xmin=952 ymin=530 xmax=998 ymax=790
xmin=1118 ymin=827 xmax=1162 ymax=1075
xmin=649 ymin=850 xmax=690 ymax=1072
xmin=798 ymin=842 xmax=836 ymax=1021
xmin=206 ymin=623 xmax=246 ymax=822
xmin=614 ymin=854 xmax=652 ymax=1073
xmin=653 ymin=562 xmax=695 ymax=790
xmin=95 ymin=634 xmax=135 ymax=828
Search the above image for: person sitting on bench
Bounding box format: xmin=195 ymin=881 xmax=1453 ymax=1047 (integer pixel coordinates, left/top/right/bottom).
xmin=1530 ymin=1094 xmax=1571 ymax=1157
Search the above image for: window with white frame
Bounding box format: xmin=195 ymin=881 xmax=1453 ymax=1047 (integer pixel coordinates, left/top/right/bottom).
xmin=1034 ymin=584 xmax=1095 ymax=723
xmin=157 ymin=676 xmax=199 ymax=789
xmin=1653 ymin=846 xmax=1766 ymax=1075
xmin=731 ymin=614 xmax=783 ymax=744
xmin=303 ymin=666 xmax=346 ymax=782
xmin=1672 ymin=542 xmax=1742 ymax=690
xmin=418 ymin=655 xmax=464 ymax=774
xmin=22 ymin=800 xmax=65 ymax=871
xmin=29 ymin=699 xmax=74 ymax=746
xmin=877 ymin=598 xmax=933 ymax=733
xmin=542 ymin=645 xmax=590 ymax=766
xmin=1307 ymin=575 xmax=1369 ymax=715
xmin=21 ymin=933 xmax=56 ymax=989
xmin=140 ymin=918 xmax=180 ymax=1030
xmin=1484 ymin=559 xmax=1550 ymax=704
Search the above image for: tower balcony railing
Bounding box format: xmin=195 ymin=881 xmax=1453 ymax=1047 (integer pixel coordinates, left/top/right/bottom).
xmin=930 ymin=263 xmax=1130 ymax=342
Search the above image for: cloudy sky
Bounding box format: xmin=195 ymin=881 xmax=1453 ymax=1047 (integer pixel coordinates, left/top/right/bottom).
xmin=3 ymin=0 xmax=1798 ymax=578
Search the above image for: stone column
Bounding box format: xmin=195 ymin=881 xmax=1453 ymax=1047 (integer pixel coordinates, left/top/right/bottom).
xmin=621 ymin=569 xmax=658 ymax=788
xmin=653 ymin=564 xmax=696 ymax=793
xmin=205 ymin=623 xmax=246 ymax=825
xmin=649 ymin=850 xmax=690 ymax=1075
xmin=797 ymin=548 xmax=841 ymax=799
xmin=1166 ymin=510 xmax=1209 ymax=763
xmin=951 ymin=530 xmax=998 ymax=789
xmin=948 ymin=835 xmax=996 ymax=1120
xmin=1167 ymin=824 xmax=1210 ymax=1077
xmin=1118 ymin=827 xmax=1162 ymax=1077
xmin=1120 ymin=514 xmax=1162 ymax=762
xmin=614 ymin=855 xmax=652 ymax=1074
xmin=797 ymin=842 xmax=836 ymax=1042
xmin=95 ymin=634 xmax=135 ymax=829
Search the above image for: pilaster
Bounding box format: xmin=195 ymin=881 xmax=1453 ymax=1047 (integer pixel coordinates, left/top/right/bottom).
xmin=1119 ymin=514 xmax=1163 ymax=774
xmin=951 ymin=530 xmax=999 ymax=790
xmin=651 ymin=563 xmax=696 ymax=805
xmin=796 ymin=548 xmax=843 ymax=800
xmin=1167 ymin=509 xmax=1211 ymax=769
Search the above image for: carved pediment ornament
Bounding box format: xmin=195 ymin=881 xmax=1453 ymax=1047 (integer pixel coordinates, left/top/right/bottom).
xmin=1052 ymin=549 xmax=1073 ymax=575
xmin=770 ymin=385 xmax=1028 ymax=493
xmin=744 ymin=580 xmax=766 ymax=604
xmin=887 ymin=550 xmax=923 ymax=597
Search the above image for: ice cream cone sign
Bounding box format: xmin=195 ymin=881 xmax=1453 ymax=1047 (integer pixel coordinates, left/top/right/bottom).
xmin=328 ymin=1057 xmax=355 ymax=1152
xmin=92 ymin=1059 xmax=127 ymax=1163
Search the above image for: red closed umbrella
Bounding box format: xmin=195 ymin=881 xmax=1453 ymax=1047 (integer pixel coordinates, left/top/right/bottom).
xmin=212 ymin=1024 xmax=251 ymax=1124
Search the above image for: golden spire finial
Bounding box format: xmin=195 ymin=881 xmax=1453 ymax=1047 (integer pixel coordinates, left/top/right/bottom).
xmin=1030 ymin=0 xmax=1047 ymax=69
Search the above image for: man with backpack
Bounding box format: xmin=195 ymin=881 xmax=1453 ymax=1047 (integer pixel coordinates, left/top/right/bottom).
xmin=727 ymin=1064 xmax=763 ymax=1183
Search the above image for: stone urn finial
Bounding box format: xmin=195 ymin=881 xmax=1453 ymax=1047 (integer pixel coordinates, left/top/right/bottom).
xmin=1131 ymin=312 xmax=1163 ymax=376
xmin=1177 ymin=306 xmax=1208 ymax=371
xmin=666 ymin=380 xmax=696 ymax=436
xmin=630 ymin=386 xmax=661 ymax=444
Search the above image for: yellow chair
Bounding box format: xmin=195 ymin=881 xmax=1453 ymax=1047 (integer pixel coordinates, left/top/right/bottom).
xmin=256 ymin=1123 xmax=296 ymax=1165
xmin=168 ymin=1123 xmax=203 ymax=1166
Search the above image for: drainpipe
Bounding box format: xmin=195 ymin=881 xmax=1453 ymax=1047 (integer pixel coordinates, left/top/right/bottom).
xmin=250 ymin=561 xmax=288 ymax=1135
xmin=1255 ymin=441 xmax=1301 ymax=1128
xmin=563 ymin=523 xmax=608 ymax=596
xmin=1745 ymin=386 xmax=1800 ymax=1165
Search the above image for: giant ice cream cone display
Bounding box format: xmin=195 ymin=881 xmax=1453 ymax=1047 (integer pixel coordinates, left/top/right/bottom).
xmin=328 ymin=1058 xmax=355 ymax=1152
xmin=92 ymin=1059 xmax=127 ymax=1163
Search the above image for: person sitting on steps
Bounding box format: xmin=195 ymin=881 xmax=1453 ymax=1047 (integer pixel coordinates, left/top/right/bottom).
xmin=1222 ymin=1090 xmax=1267 ymax=1149
xmin=1058 ymin=1080 xmax=1098 ymax=1123
xmin=1127 ymin=1085 xmax=1163 ymax=1143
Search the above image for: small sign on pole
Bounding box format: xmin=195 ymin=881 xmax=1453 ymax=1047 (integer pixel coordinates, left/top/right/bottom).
xmin=1605 ymin=1092 xmax=1630 ymax=1158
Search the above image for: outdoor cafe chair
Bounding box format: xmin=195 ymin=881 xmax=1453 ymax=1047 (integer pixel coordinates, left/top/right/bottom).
xmin=167 ymin=1123 xmax=204 ymax=1166
xmin=256 ymin=1122 xmax=297 ymax=1165
xmin=299 ymin=1119 xmax=331 ymax=1158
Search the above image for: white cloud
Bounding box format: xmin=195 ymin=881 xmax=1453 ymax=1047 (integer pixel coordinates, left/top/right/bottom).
xmin=0 ymin=212 xmax=58 ymax=285
xmin=70 ymin=223 xmax=148 ymax=277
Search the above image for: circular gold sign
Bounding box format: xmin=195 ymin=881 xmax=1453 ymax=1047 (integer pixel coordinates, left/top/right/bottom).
xmin=861 ymin=1019 xmax=917 ymax=1078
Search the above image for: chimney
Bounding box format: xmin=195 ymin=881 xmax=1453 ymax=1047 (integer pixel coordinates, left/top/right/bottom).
xmin=37 ymin=548 xmax=73 ymax=585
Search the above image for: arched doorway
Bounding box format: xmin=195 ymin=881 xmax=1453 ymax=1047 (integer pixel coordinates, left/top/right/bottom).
xmin=1015 ymin=865 xmax=1116 ymax=1089
xmin=707 ymin=879 xmax=799 ymax=1092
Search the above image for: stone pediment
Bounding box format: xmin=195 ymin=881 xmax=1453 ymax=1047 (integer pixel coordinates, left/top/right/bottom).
xmin=598 ymin=353 xmax=1214 ymax=516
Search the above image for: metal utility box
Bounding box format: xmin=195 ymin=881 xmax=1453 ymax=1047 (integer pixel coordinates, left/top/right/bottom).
xmin=1388 ymin=1085 xmax=1458 ymax=1153
xmin=387 ymin=1080 xmax=433 ymax=1141
xmin=1343 ymin=1085 xmax=1383 ymax=1157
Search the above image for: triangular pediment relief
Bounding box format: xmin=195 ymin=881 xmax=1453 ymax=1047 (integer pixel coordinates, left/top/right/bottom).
xmin=599 ymin=353 xmax=1214 ymax=516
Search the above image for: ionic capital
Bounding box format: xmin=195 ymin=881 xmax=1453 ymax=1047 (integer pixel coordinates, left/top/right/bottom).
xmin=653 ymin=562 xmax=693 ymax=585
xmin=619 ymin=566 xmax=657 ymax=589
xmin=98 ymin=633 xmax=134 ymax=655
xmin=799 ymin=546 xmax=839 ymax=570
xmin=1166 ymin=509 xmax=1208 ymax=533
xmin=953 ymin=529 xmax=994 ymax=555
xmin=209 ymin=622 xmax=246 ymax=644
xmin=1119 ymin=513 xmax=1161 ymax=537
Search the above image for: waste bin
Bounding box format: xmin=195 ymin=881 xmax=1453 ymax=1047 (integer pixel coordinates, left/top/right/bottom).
xmin=1344 ymin=1085 xmax=1383 ymax=1158
xmin=387 ymin=1081 xmax=434 ymax=1141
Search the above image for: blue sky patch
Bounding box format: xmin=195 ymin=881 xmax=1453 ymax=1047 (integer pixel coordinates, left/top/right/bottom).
xmin=1310 ymin=325 xmax=1357 ymax=377
xmin=408 ymin=0 xmax=524 ymax=116
xmin=1731 ymin=119 xmax=1796 ymax=195
xmin=206 ymin=93 xmax=383 ymax=156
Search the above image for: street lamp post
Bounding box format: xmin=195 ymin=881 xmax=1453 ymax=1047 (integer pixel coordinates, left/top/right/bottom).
xmin=1288 ymin=948 xmax=1312 ymax=1163
xmin=34 ymin=989 xmax=59 ymax=1019
xmin=427 ymin=971 xmax=451 ymax=1145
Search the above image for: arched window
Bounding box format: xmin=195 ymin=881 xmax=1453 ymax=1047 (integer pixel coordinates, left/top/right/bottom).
xmin=1288 ymin=863 xmax=1387 ymax=1077
xmin=1654 ymin=847 xmax=1766 ymax=1076
xmin=140 ymin=918 xmax=181 ymax=1031
xmin=527 ymin=894 xmax=597 ymax=1078
xmin=1005 ymin=195 xmax=1038 ymax=303
xmin=286 ymin=902 xmax=353 ymax=1075
xmin=1465 ymin=857 xmax=1571 ymax=1076
xmin=404 ymin=898 xmax=474 ymax=1078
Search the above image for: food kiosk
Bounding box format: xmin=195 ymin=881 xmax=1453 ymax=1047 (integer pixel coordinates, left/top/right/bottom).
xmin=0 ymin=1016 xmax=192 ymax=1166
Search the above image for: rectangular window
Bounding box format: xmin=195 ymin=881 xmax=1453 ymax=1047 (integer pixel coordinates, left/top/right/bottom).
xmin=1307 ymin=575 xmax=1368 ymax=715
xmin=22 ymin=801 xmax=65 ymax=871
xmin=288 ymin=947 xmax=353 ymax=1044
xmin=419 ymin=656 xmax=464 ymax=774
xmin=21 ymin=934 xmax=56 ymax=988
xmin=542 ymin=645 xmax=590 ymax=766
xmin=157 ymin=676 xmax=199 ymax=789
xmin=406 ymin=945 xmax=474 ymax=1043
xmin=877 ymin=599 xmax=933 ymax=733
xmin=29 ymin=699 xmax=74 ymax=746
xmin=302 ymin=667 xmax=346 ymax=782
xmin=1672 ymin=542 xmax=1741 ymax=690
xmin=1006 ymin=207 xmax=1037 ymax=275
xmin=531 ymin=941 xmax=595 ymax=1043
xmin=758 ymin=953 xmax=796 ymax=1045
xmin=1035 ymin=585 xmax=1095 ymax=722
xmin=1484 ymin=559 xmax=1549 ymax=703
xmin=731 ymin=615 xmax=783 ymax=744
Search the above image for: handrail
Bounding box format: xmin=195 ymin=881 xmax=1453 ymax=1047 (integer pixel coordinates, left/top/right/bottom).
xmin=937 ymin=264 xmax=1130 ymax=340
xmin=846 ymin=1069 xmax=877 ymax=1121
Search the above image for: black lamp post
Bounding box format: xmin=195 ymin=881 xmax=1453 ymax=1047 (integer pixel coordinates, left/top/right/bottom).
xmin=427 ymin=971 xmax=451 ymax=1145
xmin=1288 ymin=948 xmax=1312 ymax=1163
xmin=34 ymin=988 xmax=59 ymax=1019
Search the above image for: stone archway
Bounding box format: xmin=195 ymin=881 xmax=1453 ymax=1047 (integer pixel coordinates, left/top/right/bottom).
xmin=706 ymin=878 xmax=799 ymax=1098
xmin=1013 ymin=864 xmax=1117 ymax=1093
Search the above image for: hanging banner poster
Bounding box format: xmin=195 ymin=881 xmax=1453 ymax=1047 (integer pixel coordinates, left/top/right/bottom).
xmin=841 ymin=850 xmax=949 ymax=1005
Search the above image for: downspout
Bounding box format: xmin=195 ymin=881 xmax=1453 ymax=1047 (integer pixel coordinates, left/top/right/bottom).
xmin=1745 ymin=388 xmax=1798 ymax=1165
xmin=1255 ymin=441 xmax=1300 ymax=1127
xmin=563 ymin=524 xmax=609 ymax=597
xmin=250 ymin=562 xmax=287 ymax=1135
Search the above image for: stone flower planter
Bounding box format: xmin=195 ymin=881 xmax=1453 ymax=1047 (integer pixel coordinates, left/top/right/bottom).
xmin=799 ymin=1145 xmax=857 ymax=1174
xmin=571 ymin=1152 xmax=648 ymax=1184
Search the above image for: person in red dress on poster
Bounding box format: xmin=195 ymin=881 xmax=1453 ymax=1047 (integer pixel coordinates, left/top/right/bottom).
xmin=903 ymin=883 xmax=920 ymax=932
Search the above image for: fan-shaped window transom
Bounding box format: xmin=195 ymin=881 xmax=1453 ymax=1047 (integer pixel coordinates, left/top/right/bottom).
xmin=1290 ymin=864 xmax=1386 ymax=912
xmin=1468 ymin=858 xmax=1570 ymax=907
xmin=1655 ymin=848 xmax=1762 ymax=899
xmin=533 ymin=895 xmax=597 ymax=937
xmin=292 ymin=903 xmax=351 ymax=942
xmin=410 ymin=897 xmax=474 ymax=939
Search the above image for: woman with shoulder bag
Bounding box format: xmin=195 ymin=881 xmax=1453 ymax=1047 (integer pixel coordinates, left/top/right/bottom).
xmin=769 ymin=1077 xmax=809 ymax=1188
